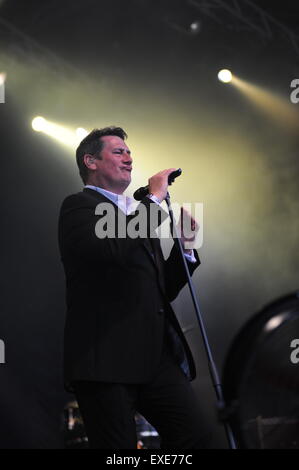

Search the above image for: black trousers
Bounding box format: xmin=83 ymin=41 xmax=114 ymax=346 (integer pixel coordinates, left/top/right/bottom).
xmin=73 ymin=341 xmax=208 ymax=449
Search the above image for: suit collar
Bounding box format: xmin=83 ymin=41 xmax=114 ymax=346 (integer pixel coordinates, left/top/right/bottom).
xmin=83 ymin=186 xmax=112 ymax=201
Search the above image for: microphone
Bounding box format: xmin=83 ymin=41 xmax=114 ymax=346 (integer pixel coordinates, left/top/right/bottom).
xmin=133 ymin=168 xmax=182 ymax=201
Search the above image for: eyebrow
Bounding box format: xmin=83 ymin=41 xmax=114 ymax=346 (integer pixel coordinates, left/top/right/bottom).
xmin=113 ymin=147 xmax=131 ymax=154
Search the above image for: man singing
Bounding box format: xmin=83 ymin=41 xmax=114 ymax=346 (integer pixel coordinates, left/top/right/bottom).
xmin=58 ymin=126 xmax=206 ymax=449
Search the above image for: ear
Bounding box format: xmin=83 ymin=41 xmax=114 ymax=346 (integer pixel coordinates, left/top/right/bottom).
xmin=83 ymin=154 xmax=97 ymax=170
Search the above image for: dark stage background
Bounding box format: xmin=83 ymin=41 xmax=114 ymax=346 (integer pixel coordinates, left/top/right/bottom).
xmin=0 ymin=0 xmax=299 ymax=448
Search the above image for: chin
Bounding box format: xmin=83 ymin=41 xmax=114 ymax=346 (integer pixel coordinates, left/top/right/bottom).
xmin=122 ymin=179 xmax=131 ymax=190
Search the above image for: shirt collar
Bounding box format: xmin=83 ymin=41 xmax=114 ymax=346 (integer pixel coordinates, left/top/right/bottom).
xmin=84 ymin=185 xmax=137 ymax=214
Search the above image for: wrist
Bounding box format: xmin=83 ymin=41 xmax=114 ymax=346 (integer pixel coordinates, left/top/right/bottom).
xmin=148 ymin=193 xmax=162 ymax=205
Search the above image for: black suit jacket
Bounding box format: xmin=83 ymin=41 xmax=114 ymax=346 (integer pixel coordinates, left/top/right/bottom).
xmin=58 ymin=188 xmax=200 ymax=387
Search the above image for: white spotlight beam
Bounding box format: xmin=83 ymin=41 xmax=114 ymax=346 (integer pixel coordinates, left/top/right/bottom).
xmin=32 ymin=117 xmax=89 ymax=148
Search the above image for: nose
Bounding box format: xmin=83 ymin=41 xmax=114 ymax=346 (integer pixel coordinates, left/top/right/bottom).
xmin=124 ymin=152 xmax=133 ymax=164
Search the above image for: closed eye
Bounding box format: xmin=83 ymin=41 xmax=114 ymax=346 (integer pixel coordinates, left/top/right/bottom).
xmin=113 ymin=148 xmax=131 ymax=155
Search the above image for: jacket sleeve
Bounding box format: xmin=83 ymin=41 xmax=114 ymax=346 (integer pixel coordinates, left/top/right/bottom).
xmin=164 ymin=242 xmax=200 ymax=302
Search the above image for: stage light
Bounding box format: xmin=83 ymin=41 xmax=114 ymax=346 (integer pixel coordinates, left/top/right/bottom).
xmin=76 ymin=127 xmax=89 ymax=141
xmin=218 ymin=69 xmax=233 ymax=83
xmin=189 ymin=20 xmax=201 ymax=35
xmin=32 ymin=117 xmax=90 ymax=147
xmin=32 ymin=116 xmax=46 ymax=132
xmin=32 ymin=116 xmax=81 ymax=147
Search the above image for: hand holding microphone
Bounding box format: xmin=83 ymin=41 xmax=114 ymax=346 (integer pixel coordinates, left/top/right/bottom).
xmin=133 ymin=168 xmax=182 ymax=201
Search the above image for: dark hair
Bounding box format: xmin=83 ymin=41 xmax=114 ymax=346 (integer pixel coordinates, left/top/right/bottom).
xmin=76 ymin=126 xmax=128 ymax=184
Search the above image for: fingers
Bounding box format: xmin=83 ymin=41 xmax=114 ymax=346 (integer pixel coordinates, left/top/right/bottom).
xmin=180 ymin=207 xmax=198 ymax=225
xmin=148 ymin=168 xmax=178 ymax=201
xmin=179 ymin=207 xmax=199 ymax=236
xmin=163 ymin=168 xmax=177 ymax=176
xmin=149 ymin=169 xmax=176 ymax=182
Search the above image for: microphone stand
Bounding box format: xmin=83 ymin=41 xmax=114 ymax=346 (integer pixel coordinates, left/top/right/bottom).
xmin=165 ymin=192 xmax=237 ymax=450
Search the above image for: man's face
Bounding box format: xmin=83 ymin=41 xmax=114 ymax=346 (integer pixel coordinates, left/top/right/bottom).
xmin=92 ymin=135 xmax=133 ymax=193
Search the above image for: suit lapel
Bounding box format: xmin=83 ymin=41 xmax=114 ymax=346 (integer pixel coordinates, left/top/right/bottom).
xmin=83 ymin=188 xmax=159 ymax=270
xmin=149 ymin=237 xmax=167 ymax=294
xmin=83 ymin=189 xmax=166 ymax=293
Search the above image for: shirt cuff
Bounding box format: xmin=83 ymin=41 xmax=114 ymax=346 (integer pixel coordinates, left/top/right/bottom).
xmin=184 ymin=250 xmax=197 ymax=263
xmin=147 ymin=193 xmax=162 ymax=205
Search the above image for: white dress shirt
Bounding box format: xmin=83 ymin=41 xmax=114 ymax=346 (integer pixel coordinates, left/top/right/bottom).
xmin=85 ymin=185 xmax=196 ymax=263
